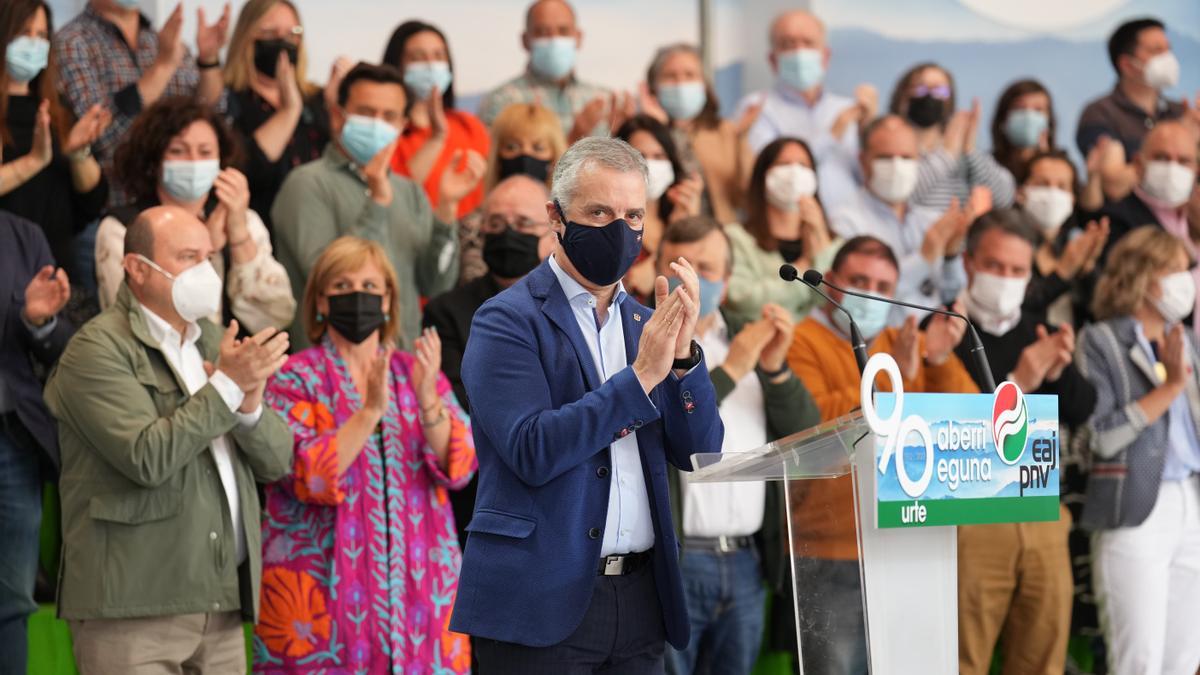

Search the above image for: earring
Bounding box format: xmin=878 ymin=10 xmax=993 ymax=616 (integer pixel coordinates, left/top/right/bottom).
xmin=383 ymin=312 xmax=390 ymax=321
xmin=316 ymin=312 xmax=325 ymax=323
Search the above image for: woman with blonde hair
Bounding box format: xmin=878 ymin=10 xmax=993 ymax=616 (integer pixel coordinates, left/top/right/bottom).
xmin=256 ymin=236 xmax=476 ymax=673
xmin=223 ymin=0 xmax=350 ymax=232
xmin=1077 ymin=226 xmax=1200 ymax=674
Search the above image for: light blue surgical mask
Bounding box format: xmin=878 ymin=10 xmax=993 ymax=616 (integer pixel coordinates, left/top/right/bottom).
xmin=657 ymin=81 xmax=707 ymax=121
xmin=340 ymin=114 xmax=399 ymax=166
xmin=404 ymin=61 xmax=453 ymax=101
xmin=6 ymin=36 xmax=49 ymax=83
xmin=1003 ymin=109 xmax=1048 ymax=149
xmin=777 ymin=48 xmax=824 ymax=92
xmin=529 ymin=37 xmax=576 ymax=80
xmin=161 ymin=159 xmax=220 ymax=203
xmin=669 ymin=275 xmax=725 ymax=319
xmin=833 ymin=289 xmax=891 ymax=340
xmin=114 ymin=0 xmax=141 ymax=9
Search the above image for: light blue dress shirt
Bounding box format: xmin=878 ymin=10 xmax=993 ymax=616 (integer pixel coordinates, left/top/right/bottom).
xmin=1133 ymin=323 xmax=1200 ymax=481
xmin=548 ymin=254 xmax=656 ymax=556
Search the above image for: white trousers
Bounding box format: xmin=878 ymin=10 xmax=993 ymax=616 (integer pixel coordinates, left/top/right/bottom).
xmin=1093 ymin=478 xmax=1200 ymax=675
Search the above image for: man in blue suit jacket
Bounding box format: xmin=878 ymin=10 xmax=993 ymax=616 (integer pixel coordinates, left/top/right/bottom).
xmin=0 ymin=210 xmax=74 ymax=671
xmin=451 ymin=137 xmax=724 ymax=673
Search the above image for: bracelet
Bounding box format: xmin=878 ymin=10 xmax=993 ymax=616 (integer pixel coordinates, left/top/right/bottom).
xmin=68 ymin=145 xmax=92 ymax=162
xmin=197 ymin=57 xmax=220 ymax=70
xmin=757 ymin=362 xmax=791 ymax=379
xmin=228 ymin=235 xmax=252 ymax=248
xmin=420 ymin=406 xmax=447 ymax=427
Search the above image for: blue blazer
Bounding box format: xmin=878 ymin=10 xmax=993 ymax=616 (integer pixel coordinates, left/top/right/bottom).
xmin=450 ymin=260 xmax=723 ymax=649
xmin=1 ymin=211 xmax=73 ymax=469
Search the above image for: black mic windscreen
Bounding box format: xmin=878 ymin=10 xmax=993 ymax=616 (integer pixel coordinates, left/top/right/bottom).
xmin=779 ymin=264 xmax=799 ymax=281
xmin=802 ymin=269 xmax=823 ymax=286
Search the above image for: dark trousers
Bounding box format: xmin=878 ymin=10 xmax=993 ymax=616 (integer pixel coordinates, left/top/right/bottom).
xmin=0 ymin=418 xmax=43 ymax=675
xmin=475 ymin=560 xmax=668 ymax=674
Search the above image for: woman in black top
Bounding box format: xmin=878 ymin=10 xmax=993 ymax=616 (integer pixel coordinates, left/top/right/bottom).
xmin=222 ymin=0 xmax=346 ymax=234
xmin=0 ymin=0 xmax=108 ymax=279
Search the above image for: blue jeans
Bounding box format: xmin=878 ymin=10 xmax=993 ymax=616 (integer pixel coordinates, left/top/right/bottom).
xmin=793 ymin=557 xmax=868 ymax=675
xmin=666 ymin=546 xmax=766 ymax=675
xmin=0 ymin=422 xmax=43 ymax=675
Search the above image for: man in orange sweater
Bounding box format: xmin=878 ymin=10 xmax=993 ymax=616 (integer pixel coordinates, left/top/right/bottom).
xmin=785 ymin=235 xmax=978 ymax=674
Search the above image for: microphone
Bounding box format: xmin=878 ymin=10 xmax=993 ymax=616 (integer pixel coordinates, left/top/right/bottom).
xmin=805 ymin=269 xmax=998 ymax=392
xmin=780 ymin=264 xmax=868 ymax=374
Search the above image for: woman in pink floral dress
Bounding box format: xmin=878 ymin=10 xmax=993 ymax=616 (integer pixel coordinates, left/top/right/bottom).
xmin=254 ymin=236 xmax=476 ymax=674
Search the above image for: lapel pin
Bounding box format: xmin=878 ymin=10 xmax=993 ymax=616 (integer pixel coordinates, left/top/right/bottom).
xmin=633 ymin=313 xmax=642 ymax=322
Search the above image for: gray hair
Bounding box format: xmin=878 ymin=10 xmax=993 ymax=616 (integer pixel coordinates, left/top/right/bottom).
xmin=550 ymin=136 xmax=648 ymax=212
xmin=647 ymin=43 xmax=701 ymax=88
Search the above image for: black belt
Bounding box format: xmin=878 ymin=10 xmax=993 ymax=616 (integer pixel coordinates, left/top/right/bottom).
xmin=598 ymin=549 xmax=653 ymax=576
xmin=683 ymin=535 xmax=754 ymax=553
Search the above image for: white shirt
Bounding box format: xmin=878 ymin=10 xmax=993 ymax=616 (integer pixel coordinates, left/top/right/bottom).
xmin=683 ymin=314 xmax=768 ymax=537
xmin=829 ymin=187 xmax=967 ymax=326
xmin=737 ymin=84 xmax=862 ymax=213
xmin=139 ymin=306 xmax=262 ymax=564
xmin=548 ymin=254 xmax=655 ymax=556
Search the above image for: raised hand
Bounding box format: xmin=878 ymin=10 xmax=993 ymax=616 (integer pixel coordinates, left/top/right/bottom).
xmin=608 ymin=91 xmax=636 ymax=136
xmin=1085 ymin=135 xmax=1111 ymax=180
xmin=29 ymin=99 xmax=53 ymax=167
xmin=411 ymin=327 xmax=442 ymax=407
xmin=569 ymin=95 xmax=608 ymax=142
xmin=758 ymin=303 xmax=795 ymax=374
xmin=668 ymin=257 xmax=701 ymax=358
xmin=364 ymin=346 xmax=394 ymax=420
xmin=216 ymin=322 xmax=290 ymax=393
xmin=1082 ymin=217 xmax=1111 ymax=273
xmin=439 ymin=149 xmax=487 ymax=205
xmin=963 ymin=98 xmax=981 ymax=153
xmin=1162 ymin=322 xmax=1191 ymax=387
xmin=1011 ymin=325 xmax=1060 ymax=392
xmin=799 ymin=197 xmax=832 ymax=262
xmin=664 ymin=173 xmax=704 ymax=221
xmin=922 ymin=198 xmax=970 ymax=262
xmin=364 ymin=138 xmax=399 ymax=205
xmin=942 ymin=110 xmax=971 ymax=157
xmin=196 ymin=3 xmax=231 ymax=64
xmin=637 ymin=82 xmax=668 ymax=124
xmin=855 ymin=84 xmax=879 ymax=122
xmin=889 ymin=316 xmax=921 ymax=382
xmin=633 ymin=277 xmax=687 ymax=393
xmin=735 ymin=97 xmax=764 ymax=138
xmin=923 ymin=306 xmax=966 ymax=366
xmin=324 ymin=57 xmax=354 ymax=112
xmin=427 ymin=82 xmax=448 ymax=138
xmin=213 ymin=168 xmax=251 ymax=245
xmin=63 ymin=104 xmax=112 ymax=156
xmin=23 ymin=265 xmax=70 ymax=326
xmin=722 ymin=319 xmax=774 ymax=382
xmin=1044 ymin=323 xmax=1076 ymax=382
xmin=275 ymin=53 xmax=303 ymax=112
xmin=154 ymin=4 xmax=185 ymax=70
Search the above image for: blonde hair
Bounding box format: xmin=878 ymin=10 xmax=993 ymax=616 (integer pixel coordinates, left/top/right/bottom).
xmin=303 ymin=237 xmax=402 ymax=345
xmin=1092 ymin=227 xmax=1192 ymax=320
xmin=484 ymin=102 xmax=568 ymax=191
xmin=224 ymin=0 xmax=318 ymax=97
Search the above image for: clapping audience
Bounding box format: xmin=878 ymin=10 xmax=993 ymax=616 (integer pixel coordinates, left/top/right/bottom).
xmin=3 ymin=1 xmax=1200 ymax=673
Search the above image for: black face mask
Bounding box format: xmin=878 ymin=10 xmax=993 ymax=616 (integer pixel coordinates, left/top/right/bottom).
xmin=555 ymin=201 xmax=642 ymax=287
xmin=906 ymin=95 xmax=947 ymax=129
xmin=777 ymin=239 xmax=804 ymax=263
xmin=253 ymin=38 xmax=299 ymax=79
xmin=326 ymin=291 xmax=385 ymax=344
xmin=483 ymin=228 xmax=542 ymax=279
xmin=499 ymin=154 xmax=550 ymax=183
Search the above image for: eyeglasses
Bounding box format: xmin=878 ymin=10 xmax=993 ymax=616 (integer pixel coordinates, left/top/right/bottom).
xmin=481 ymin=214 xmax=548 ymax=235
xmin=912 ymin=84 xmax=951 ymax=100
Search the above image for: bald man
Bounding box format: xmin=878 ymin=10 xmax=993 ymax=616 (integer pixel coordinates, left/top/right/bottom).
xmin=478 ymin=0 xmax=612 ymax=140
xmin=44 ymin=206 xmax=293 ymax=675
xmin=1102 ymin=121 xmax=1199 ymax=250
xmin=735 ymin=10 xmax=876 ymax=212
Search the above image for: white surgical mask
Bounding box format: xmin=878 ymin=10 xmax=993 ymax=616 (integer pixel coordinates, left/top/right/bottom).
xmin=869 ymin=157 xmax=919 ymax=204
xmin=1141 ymin=51 xmax=1180 ymax=90
xmin=645 ymin=159 xmax=675 ymax=201
xmin=966 ymin=271 xmax=1029 ymax=336
xmin=138 ymin=255 xmax=223 ymax=323
xmin=1152 ymin=270 xmax=1196 ymax=324
xmin=1021 ymin=186 xmax=1074 ymax=235
xmin=765 ymin=163 xmax=818 ymax=211
xmin=1141 ymin=160 xmax=1196 ymax=208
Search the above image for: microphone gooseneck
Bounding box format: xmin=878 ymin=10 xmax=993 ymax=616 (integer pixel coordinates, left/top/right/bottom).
xmin=780 ymin=265 xmax=867 ymax=374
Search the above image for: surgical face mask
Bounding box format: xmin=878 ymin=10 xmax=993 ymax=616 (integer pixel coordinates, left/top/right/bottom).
xmin=1141 ymin=160 xmax=1196 ymax=208
xmin=5 ymin=36 xmax=49 ymax=83
xmin=645 ymin=159 xmax=675 ymax=201
xmin=834 ymin=290 xmax=891 ymax=340
xmin=529 ymin=36 xmax=576 ymax=80
xmin=1003 ymin=109 xmax=1048 ymax=149
xmin=252 ymin=38 xmax=298 ymax=79
xmin=404 ymin=61 xmax=453 ymax=100
xmin=906 ymin=95 xmax=947 ymax=128
xmin=1152 ymin=270 xmax=1196 ymax=324
xmin=340 ymin=114 xmax=399 ymax=166
xmin=966 ymin=271 xmax=1029 ymax=336
xmin=1021 ymin=186 xmax=1074 ymax=235
xmin=868 ymin=157 xmax=919 ymax=204
xmin=499 ymin=154 xmax=550 ymax=183
xmin=765 ymin=163 xmax=817 ymax=211
xmin=137 ymin=255 xmax=223 ymax=323
xmin=657 ymin=81 xmax=707 ymax=121
xmin=1141 ymin=51 xmax=1180 ymax=91
xmin=114 ymin=0 xmax=141 ymax=9
xmin=326 ymin=291 xmax=386 ymax=344
xmin=555 ymin=201 xmax=642 ymax=286
xmin=161 ymin=159 xmax=220 ymax=203
xmin=669 ymin=275 xmax=725 ymax=319
xmin=776 ymin=48 xmax=824 ymax=92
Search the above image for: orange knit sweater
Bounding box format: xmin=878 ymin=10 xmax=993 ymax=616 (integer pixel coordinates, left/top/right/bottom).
xmin=785 ymin=313 xmax=979 ymax=560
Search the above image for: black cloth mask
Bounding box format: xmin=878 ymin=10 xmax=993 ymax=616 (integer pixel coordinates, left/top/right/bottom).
xmin=554 ymin=201 xmax=642 ymax=287
xmin=253 ymin=39 xmax=299 ymax=79
xmin=498 ymin=154 xmax=550 ymax=183
xmin=326 ymin=291 xmax=385 ymax=344
xmin=777 ymin=239 xmax=805 ymax=264
xmin=906 ymin=95 xmax=947 ymax=129
xmin=483 ymin=228 xmax=542 ymax=279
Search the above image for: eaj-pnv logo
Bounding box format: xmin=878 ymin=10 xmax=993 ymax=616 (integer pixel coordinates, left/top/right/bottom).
xmin=991 ymin=381 xmax=1028 ymax=465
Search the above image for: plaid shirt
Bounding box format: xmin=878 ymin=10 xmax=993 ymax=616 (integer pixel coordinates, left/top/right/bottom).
xmin=54 ymin=5 xmax=225 ymax=175
xmin=477 ymin=68 xmax=610 ymax=138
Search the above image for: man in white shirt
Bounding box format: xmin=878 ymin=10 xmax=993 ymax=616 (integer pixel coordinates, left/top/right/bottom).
xmin=830 ymin=115 xmax=974 ymax=324
xmin=736 ymin=10 xmax=877 ymax=212
xmin=656 ymin=215 xmax=820 ymax=675
xmin=44 ymin=206 xmax=293 ymax=675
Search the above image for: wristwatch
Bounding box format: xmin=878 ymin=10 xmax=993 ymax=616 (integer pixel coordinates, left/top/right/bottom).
xmin=673 ymin=340 xmax=702 ymax=371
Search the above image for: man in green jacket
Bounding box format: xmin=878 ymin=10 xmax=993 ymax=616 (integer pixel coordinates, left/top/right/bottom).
xmin=44 ymin=206 xmax=294 ymax=674
xmin=657 ymin=216 xmax=821 ymax=675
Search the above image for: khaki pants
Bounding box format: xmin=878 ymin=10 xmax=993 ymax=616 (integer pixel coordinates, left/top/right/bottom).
xmin=957 ymin=505 xmax=1073 ymax=675
xmin=70 ymin=611 xmax=245 ymax=675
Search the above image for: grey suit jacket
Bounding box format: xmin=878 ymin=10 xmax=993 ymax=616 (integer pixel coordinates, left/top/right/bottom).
xmin=1076 ymin=316 xmax=1200 ymax=529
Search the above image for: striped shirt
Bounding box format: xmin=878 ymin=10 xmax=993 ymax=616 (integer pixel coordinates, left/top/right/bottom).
xmin=477 ymin=68 xmax=610 ymax=138
xmin=911 ymin=148 xmax=1015 ymax=213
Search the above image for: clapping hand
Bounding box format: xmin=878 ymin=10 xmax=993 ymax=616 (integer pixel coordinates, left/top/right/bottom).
xmin=638 ymin=82 xmax=668 ymax=124
xmin=23 ymin=265 xmax=70 ymax=327
xmin=154 ymin=4 xmax=185 ymax=70
xmin=758 ymin=304 xmax=795 ymax=376
xmin=664 ymin=173 xmax=704 ymax=221
xmin=196 ymin=3 xmax=231 ymax=64
xmin=1162 ymin=323 xmax=1192 ymax=387
xmin=923 ymin=301 xmax=967 ymax=366
xmin=213 ymin=321 xmax=290 ymax=413
xmin=63 ymin=104 xmax=111 ymax=157
xmin=28 ymin=99 xmax=53 ymax=168
xmin=889 ymin=316 xmax=921 ymax=382
xmin=324 ymin=57 xmax=354 ymax=113
xmin=439 ymin=149 xmax=487 ymax=205
xmin=632 ymin=274 xmax=696 ymax=394
xmin=411 ymin=327 xmax=442 ymax=408
xmin=1011 ymin=324 xmax=1069 ymax=392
